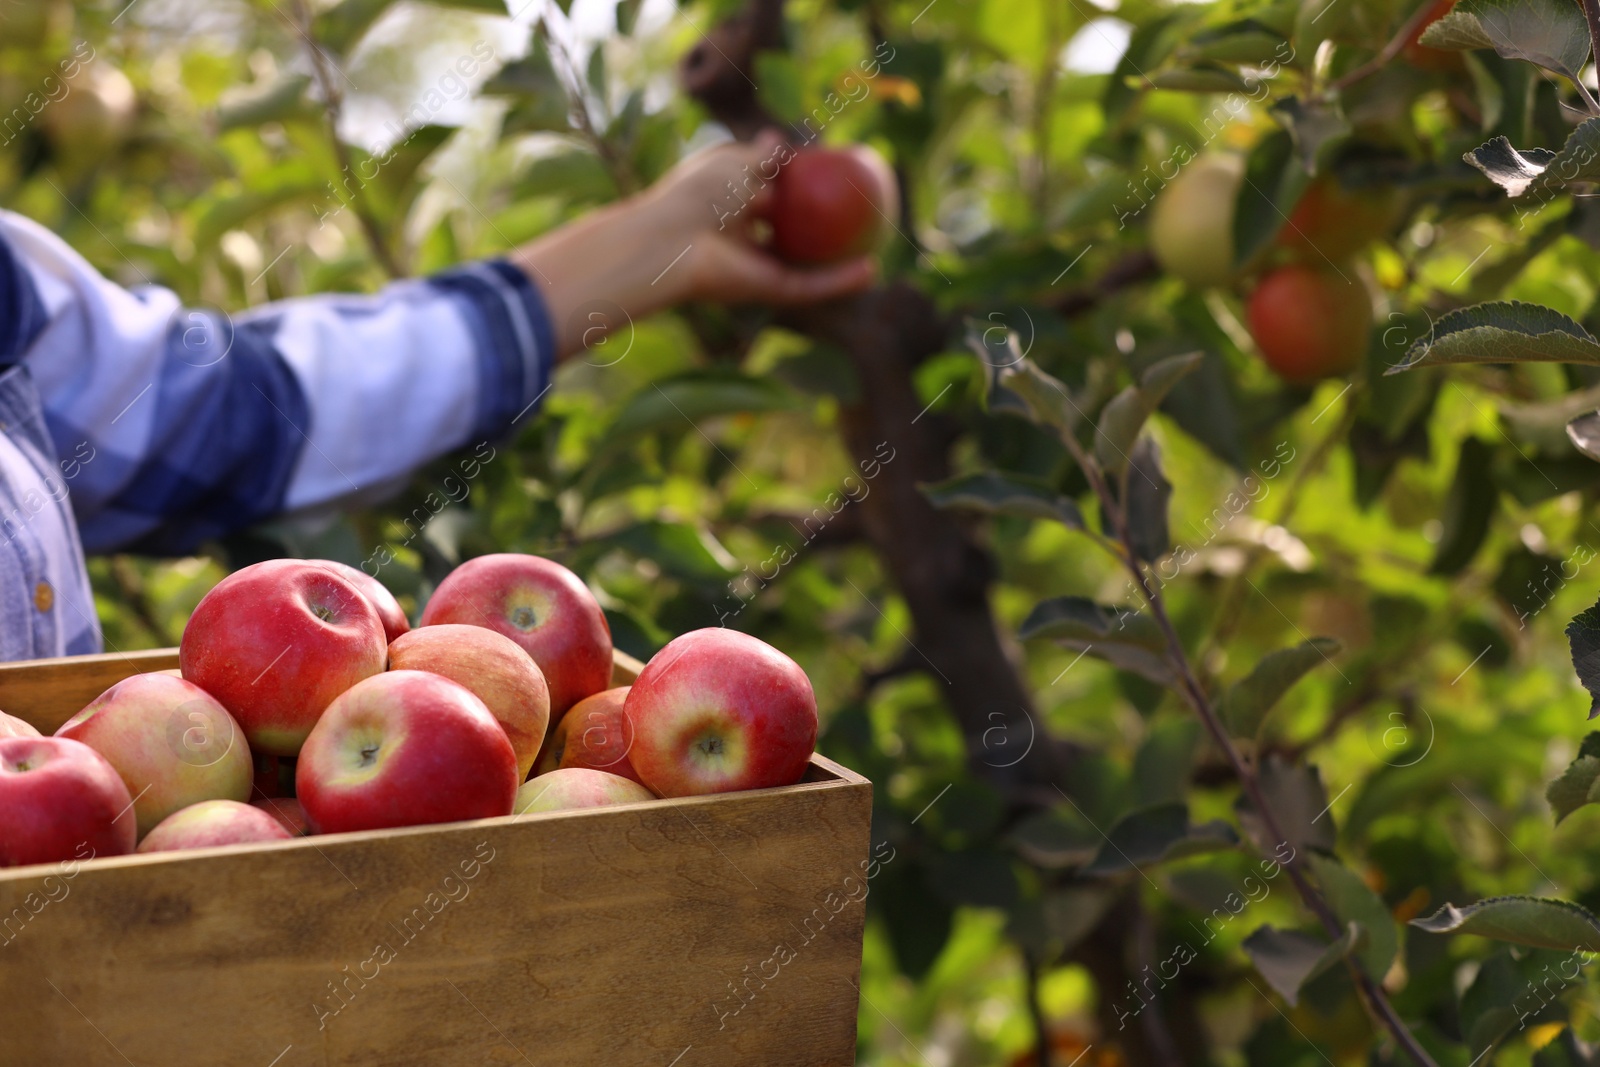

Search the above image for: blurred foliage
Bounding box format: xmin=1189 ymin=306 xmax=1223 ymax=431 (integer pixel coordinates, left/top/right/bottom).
xmin=20 ymin=0 xmax=1600 ymax=1062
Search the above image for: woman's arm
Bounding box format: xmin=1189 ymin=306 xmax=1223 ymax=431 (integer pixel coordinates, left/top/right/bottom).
xmin=0 ymin=134 xmax=873 ymax=556
xmin=515 ymin=131 xmax=876 ymax=358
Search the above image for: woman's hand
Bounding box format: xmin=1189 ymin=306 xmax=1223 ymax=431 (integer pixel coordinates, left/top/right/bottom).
xmin=512 ymin=131 xmax=878 ymax=360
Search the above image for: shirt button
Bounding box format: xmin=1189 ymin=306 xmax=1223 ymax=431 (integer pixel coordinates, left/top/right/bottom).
xmin=33 ymin=581 xmax=52 ymax=613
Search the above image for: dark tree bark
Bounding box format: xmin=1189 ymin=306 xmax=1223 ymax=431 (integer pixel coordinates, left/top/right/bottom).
xmin=680 ymin=4 xmax=1062 ymax=791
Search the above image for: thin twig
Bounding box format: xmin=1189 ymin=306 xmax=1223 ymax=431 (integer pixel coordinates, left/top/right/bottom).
xmin=1330 ymin=0 xmax=1454 ymax=91
xmin=1582 ymin=0 xmax=1600 ymax=117
xmin=1053 ymin=418 xmax=1440 ymax=1067
xmin=290 ymin=0 xmax=404 ymax=279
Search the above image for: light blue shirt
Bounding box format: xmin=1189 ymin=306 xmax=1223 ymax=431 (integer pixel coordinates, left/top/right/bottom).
xmin=0 ymin=209 xmax=554 ymax=661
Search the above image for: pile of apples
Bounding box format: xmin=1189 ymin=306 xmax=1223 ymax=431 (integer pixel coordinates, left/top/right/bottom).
xmin=0 ymin=554 xmax=819 ymax=866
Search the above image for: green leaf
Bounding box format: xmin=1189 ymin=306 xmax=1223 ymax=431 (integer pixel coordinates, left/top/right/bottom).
xmin=588 ymin=521 xmax=735 ymax=585
xmin=1392 ymin=302 xmax=1600 ymax=373
xmin=1132 ymin=718 xmax=1202 ymax=806
xmin=1222 ymin=637 xmax=1342 ymax=738
xmin=1412 ymin=895 xmax=1600 ymax=952
xmin=1008 ymin=808 xmax=1102 ymax=869
xmin=1144 ymin=66 xmax=1253 ymax=93
xmin=1429 ymin=437 xmax=1497 ymax=576
xmin=921 ymin=472 xmax=1084 ymax=528
xmin=1083 ymin=803 xmax=1238 ymax=876
xmin=1568 ymin=411 xmax=1600 ymax=461
xmin=1235 ymin=756 xmax=1338 ymax=856
xmin=1466 ymin=119 xmax=1600 ymax=198
xmin=1233 ymin=129 xmax=1313 ymax=269
xmin=1546 ymin=743 xmax=1600 ymax=824
xmin=991 ymin=354 xmax=1082 ymax=433
xmin=216 ymin=74 xmax=313 ymax=131
xmin=1455 ymin=0 xmax=1592 ymax=80
xmin=1094 ymin=352 xmax=1204 ymax=474
xmin=616 ymin=0 xmax=643 ymax=33
xmin=1019 ymin=597 xmax=1175 ymax=685
xmin=753 ymin=52 xmax=804 ymax=123
xmin=1180 ymin=25 xmax=1292 ymax=64
xmin=1567 ymin=598 xmax=1600 ymax=719
xmin=605 ymin=372 xmax=798 ymax=439
xmin=1271 ymin=96 xmax=1351 ymax=177
xmin=314 ymin=0 xmax=395 ymax=53
xmin=1419 ymin=8 xmax=1495 ymax=49
xmin=1310 ymin=855 xmax=1398 ymax=978
xmin=1242 ymin=925 xmax=1358 ymax=1006
xmin=1124 ymin=436 xmax=1172 ymax=562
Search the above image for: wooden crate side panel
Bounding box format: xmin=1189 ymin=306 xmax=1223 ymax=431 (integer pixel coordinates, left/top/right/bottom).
xmin=0 ymin=647 xmax=180 ymax=733
xmin=0 ymin=778 xmax=872 ymax=1066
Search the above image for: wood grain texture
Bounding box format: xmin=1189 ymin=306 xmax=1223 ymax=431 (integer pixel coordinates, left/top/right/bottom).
xmin=0 ymin=646 xmax=872 ymax=1066
xmin=0 ymin=647 xmax=180 ymax=734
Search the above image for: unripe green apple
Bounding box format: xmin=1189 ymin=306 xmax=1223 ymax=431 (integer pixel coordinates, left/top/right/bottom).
xmin=1246 ymin=264 xmax=1372 ymax=383
xmin=41 ymin=63 xmax=137 ymax=175
xmin=1149 ymin=154 xmax=1245 ymax=289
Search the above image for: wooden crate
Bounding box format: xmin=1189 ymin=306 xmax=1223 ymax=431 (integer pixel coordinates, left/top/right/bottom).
xmin=0 ymin=648 xmax=872 ymax=1066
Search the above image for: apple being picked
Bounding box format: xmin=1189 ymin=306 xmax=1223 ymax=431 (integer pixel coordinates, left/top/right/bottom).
xmin=313 ymin=560 xmax=410 ymax=643
xmin=296 ymin=671 xmax=518 ymax=834
xmin=419 ymin=554 xmax=611 ymax=719
xmin=536 ymin=687 xmax=645 ymax=785
xmin=761 ymin=145 xmax=898 ymax=265
xmin=515 ymin=768 xmax=654 ymax=814
xmin=625 ymin=629 xmax=817 ymax=797
xmin=181 ymin=559 xmax=388 ymax=756
xmin=0 ymin=736 xmax=135 ymax=866
xmin=387 ymin=624 xmax=550 ymax=780
xmin=137 ymin=800 xmax=293 ymax=853
xmin=56 ymin=674 xmax=252 ymax=839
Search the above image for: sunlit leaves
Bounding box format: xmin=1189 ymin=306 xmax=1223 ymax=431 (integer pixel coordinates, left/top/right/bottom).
xmin=1413 ymin=896 xmax=1600 ymax=952
xmin=1391 ymin=302 xmax=1600 ymax=372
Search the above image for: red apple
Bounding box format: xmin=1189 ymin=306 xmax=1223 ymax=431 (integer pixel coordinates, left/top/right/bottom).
xmin=536 ymin=687 xmax=646 ymax=785
xmin=137 ymin=800 xmax=293 ymax=853
xmin=515 ymin=768 xmax=654 ymax=814
xmin=180 ymin=559 xmax=388 ymax=757
xmin=387 ymin=624 xmax=550 ymax=781
xmin=0 ymin=711 xmax=41 ymax=739
xmin=0 ymin=736 xmax=135 ymax=866
xmin=251 ymin=797 xmax=311 ymax=837
xmin=56 ymin=673 xmax=252 ymax=840
xmin=296 ymin=670 xmax=518 ymax=834
xmin=312 ymin=560 xmax=410 ymax=643
xmin=1246 ymin=264 xmax=1372 ymax=384
xmin=624 ymin=629 xmax=817 ymax=798
xmin=762 ymin=145 xmax=898 ymax=265
xmin=419 ymin=554 xmax=612 ymax=720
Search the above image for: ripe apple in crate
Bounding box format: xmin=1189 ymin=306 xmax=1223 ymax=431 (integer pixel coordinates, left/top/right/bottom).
xmin=296 ymin=671 xmax=518 ymax=834
xmin=56 ymin=674 xmax=252 ymax=839
xmin=515 ymin=768 xmax=654 ymax=813
xmin=251 ymin=797 xmax=310 ymax=837
xmin=625 ymin=629 xmax=817 ymax=797
xmin=181 ymin=559 xmax=388 ymax=756
xmin=0 ymin=711 xmax=40 ymax=739
xmin=137 ymin=800 xmax=293 ymax=853
xmin=387 ymin=624 xmax=550 ymax=780
xmin=0 ymin=736 xmax=135 ymax=866
xmin=535 ymin=686 xmax=645 ymax=785
xmin=312 ymin=560 xmax=410 ymax=642
xmin=419 ymin=554 xmax=611 ymax=718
